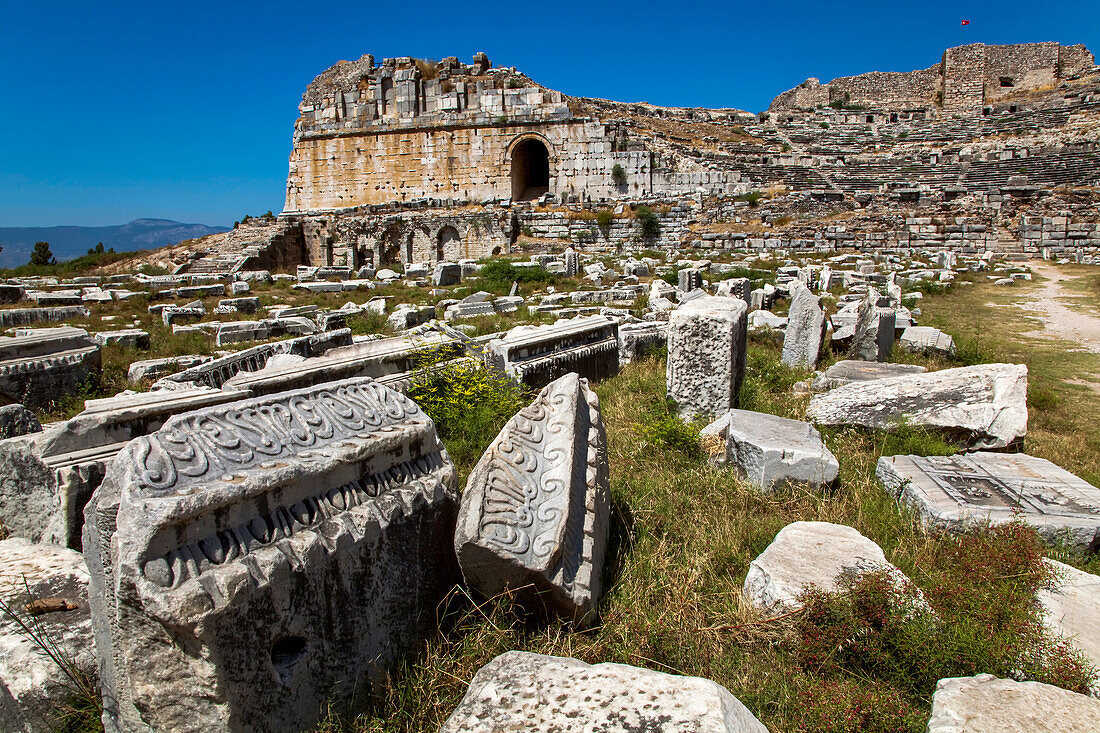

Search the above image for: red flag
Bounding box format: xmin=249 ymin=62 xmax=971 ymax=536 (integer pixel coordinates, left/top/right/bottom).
xmin=961 ymin=19 xmax=970 ymax=25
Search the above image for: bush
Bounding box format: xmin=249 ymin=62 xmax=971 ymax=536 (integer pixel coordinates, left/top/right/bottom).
xmin=635 ymin=206 xmax=660 ymax=239
xmin=477 ymin=259 xmax=557 ymax=293
xmin=596 ymin=209 xmax=614 ymax=229
xmin=735 ymin=191 xmax=763 ymax=208
xmin=407 ymin=353 xmax=527 ymax=472
xmin=611 ymin=163 xmax=627 ymax=186
xmin=30 ymin=241 xmax=56 ymax=266
xmin=788 ymin=522 xmax=1098 ymax=732
xmin=638 ymin=414 xmax=701 ymax=457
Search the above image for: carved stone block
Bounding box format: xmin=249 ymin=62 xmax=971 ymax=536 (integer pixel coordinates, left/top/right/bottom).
xmin=455 ymin=372 xmax=609 ymax=624
xmin=84 ymin=377 xmax=459 ymax=732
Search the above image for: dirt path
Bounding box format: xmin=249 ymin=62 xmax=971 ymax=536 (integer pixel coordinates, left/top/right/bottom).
xmin=1019 ymin=264 xmax=1100 ymax=354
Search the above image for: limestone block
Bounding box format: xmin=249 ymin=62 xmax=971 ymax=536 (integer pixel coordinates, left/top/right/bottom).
xmin=488 ymin=316 xmax=619 ymax=388
xmin=441 ymin=651 xmax=768 ymax=733
xmin=877 ymin=453 xmax=1100 ymax=551
xmin=809 ymin=359 xmax=926 ymax=392
xmin=899 ymin=325 xmax=957 ymax=357
xmin=781 ymin=284 xmax=827 ymax=369
xmin=432 ymin=262 xmax=461 ymax=286
xmin=617 ymin=320 xmax=666 ymax=366
xmin=84 ymin=377 xmax=460 ymax=732
xmin=743 ymin=521 xmax=905 ymax=614
xmin=677 ymin=267 xmax=703 ymax=293
xmin=0 ymin=538 xmax=95 ymax=733
xmin=455 ymin=373 xmax=609 ymax=624
xmin=850 ymin=289 xmax=894 ymax=362
xmin=93 ymin=329 xmax=150 ymax=349
xmin=709 ymin=409 xmax=839 ymax=491
xmin=127 ymin=355 xmax=212 ymax=384
xmin=667 ymin=296 xmax=748 ymax=420
xmin=1040 ymin=559 xmax=1100 ymax=679
xmin=807 ymin=364 xmax=1028 ymax=449
xmin=928 ymin=675 xmax=1100 ymax=732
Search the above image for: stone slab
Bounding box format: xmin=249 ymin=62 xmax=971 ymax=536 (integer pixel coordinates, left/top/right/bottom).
xmin=928 ymin=674 xmax=1100 ymax=732
xmin=877 ymin=453 xmax=1100 ymax=551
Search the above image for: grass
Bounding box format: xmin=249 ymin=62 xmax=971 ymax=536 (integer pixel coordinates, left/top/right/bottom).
xmin=311 ymin=314 xmax=1100 ymax=731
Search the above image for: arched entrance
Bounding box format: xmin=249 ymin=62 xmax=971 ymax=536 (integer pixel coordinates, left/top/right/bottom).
xmin=510 ymin=138 xmax=550 ymax=201
xmin=436 ymin=226 xmax=460 ymax=261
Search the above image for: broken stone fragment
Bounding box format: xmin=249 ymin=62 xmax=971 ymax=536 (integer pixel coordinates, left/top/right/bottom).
xmin=809 ymin=359 xmax=926 ymax=392
xmin=743 ymin=521 xmax=914 ymax=615
xmin=781 ymin=283 xmax=827 ymax=369
xmin=455 ymin=372 xmax=609 ymax=624
xmin=0 ymin=537 xmax=96 ymax=733
xmin=807 ymin=363 xmax=1028 ymax=449
xmin=899 ymin=325 xmax=956 ymax=358
xmin=667 ymin=295 xmax=748 ymax=421
xmin=877 ymin=452 xmax=1100 ymax=551
xmin=84 ymin=376 xmax=459 ymax=733
xmin=702 ymin=409 xmax=838 ymax=491
xmin=928 ymin=674 xmax=1100 ymax=732
xmin=1039 ymin=559 xmax=1100 ymax=687
xmin=440 ymin=651 xmax=768 ymax=733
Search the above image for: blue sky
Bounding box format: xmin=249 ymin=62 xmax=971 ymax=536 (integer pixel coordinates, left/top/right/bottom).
xmin=2 ymin=1 xmax=1097 ymax=227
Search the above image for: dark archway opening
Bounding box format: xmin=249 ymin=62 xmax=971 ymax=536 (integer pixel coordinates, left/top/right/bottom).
xmin=511 ymin=139 xmax=550 ymax=201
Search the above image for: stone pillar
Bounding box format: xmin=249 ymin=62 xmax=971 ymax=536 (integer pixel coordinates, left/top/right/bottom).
xmin=667 ymin=296 xmax=748 ymax=420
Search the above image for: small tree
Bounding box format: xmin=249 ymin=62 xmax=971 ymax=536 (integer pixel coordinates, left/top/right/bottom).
xmin=611 ymin=163 xmax=627 ymax=186
xmin=30 ymin=241 xmax=56 ymax=266
xmin=635 ymin=206 xmax=660 ymax=239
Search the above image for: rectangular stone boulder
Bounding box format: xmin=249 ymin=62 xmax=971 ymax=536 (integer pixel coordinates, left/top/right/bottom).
xmin=781 ymin=283 xmax=827 ymax=369
xmin=83 ymin=377 xmax=459 ymax=732
xmin=877 ymin=452 xmax=1100 ymax=551
xmin=667 ymin=296 xmax=748 ymax=420
xmin=807 ymin=363 xmax=1028 ymax=449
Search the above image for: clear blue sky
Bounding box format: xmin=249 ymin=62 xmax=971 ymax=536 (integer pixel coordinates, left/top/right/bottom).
xmin=2 ymin=1 xmax=1097 ymax=227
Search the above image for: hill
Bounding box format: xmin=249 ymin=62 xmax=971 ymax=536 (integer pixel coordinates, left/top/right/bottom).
xmin=0 ymin=218 xmax=229 ymax=268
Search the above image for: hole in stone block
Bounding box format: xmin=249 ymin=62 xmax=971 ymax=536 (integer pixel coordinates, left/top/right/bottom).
xmin=271 ymin=636 xmax=307 ymax=685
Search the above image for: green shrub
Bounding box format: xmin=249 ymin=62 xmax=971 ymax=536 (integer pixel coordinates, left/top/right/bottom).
xmin=407 ymin=354 xmax=527 ymax=473
xmin=611 ymin=163 xmax=627 ymax=185
xmin=789 ymin=522 xmax=1098 ymax=731
xmin=596 ymin=209 xmax=614 ymax=229
xmin=635 ymin=206 xmax=660 ymax=239
xmin=476 ymin=259 xmax=557 ymax=293
xmin=735 ymin=191 xmax=763 ymax=208
xmin=638 ymin=414 xmax=701 ymax=457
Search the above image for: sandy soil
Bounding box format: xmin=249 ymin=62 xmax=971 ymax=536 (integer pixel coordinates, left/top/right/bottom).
xmin=1020 ymin=264 xmax=1100 ymax=354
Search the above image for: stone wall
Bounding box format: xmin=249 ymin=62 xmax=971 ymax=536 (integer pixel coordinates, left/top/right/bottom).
xmin=285 ymin=54 xmax=744 ymax=212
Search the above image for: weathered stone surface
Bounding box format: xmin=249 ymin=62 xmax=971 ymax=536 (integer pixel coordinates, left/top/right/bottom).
xmin=0 ymin=328 xmax=101 ymax=411
xmin=0 ymin=404 xmax=40 ymax=439
xmin=617 ymin=320 xmax=666 ymax=366
xmin=93 ymin=329 xmax=150 ymax=349
xmin=850 ymin=289 xmax=895 ymax=362
xmin=667 ymin=296 xmax=748 ymax=420
xmin=878 ymin=453 xmax=1100 ymax=551
xmin=807 ymin=363 xmax=1028 ymax=449
xmin=744 ymin=521 xmax=902 ymax=614
xmin=900 ymin=325 xmax=957 ymax=357
xmin=781 ymin=283 xmax=827 ymax=369
xmin=440 ymin=651 xmax=768 ymax=733
xmin=126 ymin=354 xmax=212 ymax=384
xmin=488 ymin=315 xmax=619 ymax=388
xmin=0 ymin=537 xmax=95 ymax=733
xmin=809 ymin=359 xmax=927 ymax=392
xmin=703 ymin=409 xmax=838 ymax=490
xmin=1039 ymin=559 xmax=1100 ymax=679
xmin=456 ymin=373 xmax=609 ymax=624
xmin=84 ymin=377 xmax=459 ymax=733
xmin=927 ymin=674 xmax=1100 ymax=732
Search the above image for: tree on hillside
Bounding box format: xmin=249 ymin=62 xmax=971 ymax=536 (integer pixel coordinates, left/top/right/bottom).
xmin=30 ymin=241 xmax=56 ymax=266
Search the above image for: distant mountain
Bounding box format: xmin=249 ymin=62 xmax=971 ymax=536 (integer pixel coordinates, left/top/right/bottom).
xmin=0 ymin=218 xmax=230 ymax=268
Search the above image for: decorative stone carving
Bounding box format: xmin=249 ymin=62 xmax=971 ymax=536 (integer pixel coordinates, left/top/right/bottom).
xmin=667 ymin=296 xmax=748 ymax=420
xmin=0 ymin=328 xmax=101 ymax=411
xmin=83 ymin=377 xmax=459 ymax=732
xmin=455 ymin=372 xmax=609 ymax=624
xmin=807 ymin=363 xmax=1028 ymax=449
xmin=488 ymin=315 xmax=619 ymax=388
xmin=441 ymin=651 xmax=768 ymax=733
xmin=878 ymin=452 xmax=1100 ymax=551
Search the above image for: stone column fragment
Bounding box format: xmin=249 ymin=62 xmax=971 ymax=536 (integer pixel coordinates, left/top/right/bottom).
xmin=667 ymin=296 xmax=748 ymax=420
xmin=454 ymin=372 xmax=609 ymax=625
xmin=781 ymin=283 xmax=828 ymax=369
